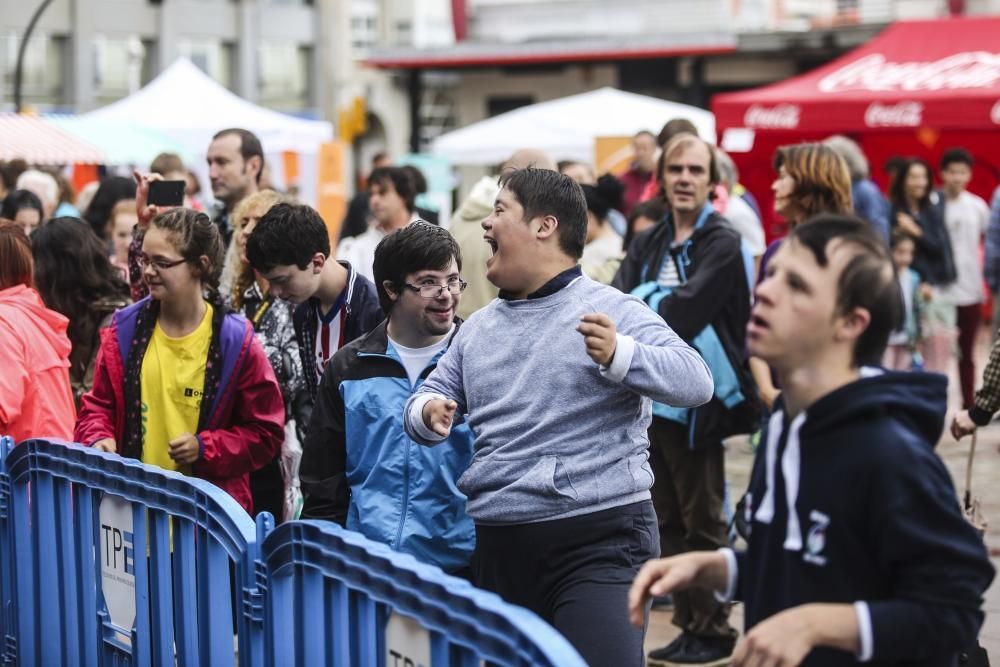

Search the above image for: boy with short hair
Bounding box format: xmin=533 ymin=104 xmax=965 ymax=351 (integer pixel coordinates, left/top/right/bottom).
xmin=404 ymin=168 xmax=715 ymax=666
xmin=630 ymin=215 xmax=994 ymax=666
xmin=300 ymin=222 xmax=475 ymax=573
xmin=246 ymin=202 xmax=382 ymax=407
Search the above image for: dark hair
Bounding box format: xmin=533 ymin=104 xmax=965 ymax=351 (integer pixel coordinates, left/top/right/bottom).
xmin=498 ymin=167 xmax=588 ymax=260
xmin=150 ymin=208 xmax=226 ymax=302
xmin=0 ymin=189 xmax=44 ymax=221
xmin=625 ymin=199 xmax=666 ymax=248
xmin=83 ymin=176 xmax=136 ymax=239
xmin=0 ymin=159 xmax=28 ymax=192
xmin=582 ymin=174 xmax=625 ymax=222
xmin=634 ymin=130 xmax=655 ymax=141
xmin=246 ymin=202 xmax=330 ymax=273
xmin=31 ymin=218 xmax=129 ymax=348
xmin=212 ymin=128 xmax=265 ymax=185
xmin=150 ymin=152 xmax=186 ymax=176
xmin=0 ymin=220 xmax=33 ymax=289
xmin=888 ymin=158 xmax=934 ymax=210
xmin=368 ymin=166 xmax=416 ymax=212
xmin=883 ymin=155 xmax=907 ymax=178
xmin=400 ymin=165 xmax=428 ymax=194
xmin=773 ymin=143 xmax=853 ymax=222
xmin=889 ymin=228 xmax=916 ymax=250
xmin=373 ymin=222 xmax=462 ymax=315
xmin=940 ymin=147 xmax=974 ymax=170
xmin=789 ymin=214 xmax=900 ymax=367
xmin=657 ymin=118 xmax=699 ymax=147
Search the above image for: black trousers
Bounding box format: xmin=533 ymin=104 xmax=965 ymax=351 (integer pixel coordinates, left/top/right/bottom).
xmin=473 ymin=501 xmax=659 ymax=667
xmin=249 ymin=454 xmax=284 ymax=523
xmin=647 ymin=417 xmax=734 ymax=639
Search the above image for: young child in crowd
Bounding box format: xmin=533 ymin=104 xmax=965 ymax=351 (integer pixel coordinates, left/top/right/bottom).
xmin=882 ymin=230 xmax=923 ymax=371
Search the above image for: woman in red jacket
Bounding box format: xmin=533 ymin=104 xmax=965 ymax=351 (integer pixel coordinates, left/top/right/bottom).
xmin=0 ymin=220 xmax=76 ymax=442
xmin=75 ymin=207 xmax=284 ymax=514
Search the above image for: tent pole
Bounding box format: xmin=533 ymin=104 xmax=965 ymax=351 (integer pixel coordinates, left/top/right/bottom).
xmin=14 ymin=0 xmax=56 ymax=114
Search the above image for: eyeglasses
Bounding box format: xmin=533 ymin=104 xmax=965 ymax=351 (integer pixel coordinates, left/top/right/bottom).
xmin=403 ymin=279 xmax=468 ymax=299
xmin=138 ymin=255 xmax=187 ymax=271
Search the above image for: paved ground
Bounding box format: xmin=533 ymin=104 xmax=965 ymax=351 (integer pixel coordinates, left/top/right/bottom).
xmin=644 ymin=328 xmax=1000 ymax=663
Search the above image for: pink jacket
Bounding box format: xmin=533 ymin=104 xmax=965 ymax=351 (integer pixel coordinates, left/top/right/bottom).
xmin=0 ymin=285 xmax=76 ymax=442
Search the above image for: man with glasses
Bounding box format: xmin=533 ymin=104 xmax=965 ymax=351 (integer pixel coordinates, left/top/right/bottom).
xmin=300 ymin=222 xmax=475 ymax=574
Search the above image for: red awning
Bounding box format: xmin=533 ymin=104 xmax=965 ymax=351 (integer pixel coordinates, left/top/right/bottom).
xmin=712 ymin=16 xmax=1000 ymax=134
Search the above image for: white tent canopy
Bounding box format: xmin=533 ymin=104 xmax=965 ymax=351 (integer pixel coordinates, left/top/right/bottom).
xmin=84 ymin=58 xmax=332 ymax=156
xmin=432 ymin=87 xmax=716 ymax=166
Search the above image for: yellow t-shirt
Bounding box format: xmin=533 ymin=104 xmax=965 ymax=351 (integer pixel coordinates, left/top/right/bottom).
xmin=140 ymin=303 xmax=214 ymax=475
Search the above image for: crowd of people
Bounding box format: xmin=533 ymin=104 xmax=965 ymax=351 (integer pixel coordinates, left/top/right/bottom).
xmin=0 ymin=117 xmax=998 ymax=667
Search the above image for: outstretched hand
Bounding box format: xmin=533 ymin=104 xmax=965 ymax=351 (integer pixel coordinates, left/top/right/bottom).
xmin=422 ymin=398 xmax=458 ymax=437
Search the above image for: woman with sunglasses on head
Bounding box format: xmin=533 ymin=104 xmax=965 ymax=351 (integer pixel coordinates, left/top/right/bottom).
xmin=74 ymin=207 xmax=284 ymax=514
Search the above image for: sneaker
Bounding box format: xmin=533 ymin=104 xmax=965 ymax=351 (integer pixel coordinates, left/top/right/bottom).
xmin=646 ymin=633 xmax=690 ymax=665
xmin=647 ymin=633 xmax=734 ymax=667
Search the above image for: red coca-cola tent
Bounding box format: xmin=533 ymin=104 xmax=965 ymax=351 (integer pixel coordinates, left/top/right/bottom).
xmin=712 ymin=16 xmax=1000 ymax=238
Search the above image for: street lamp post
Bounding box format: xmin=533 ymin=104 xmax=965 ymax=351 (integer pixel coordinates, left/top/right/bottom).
xmin=13 ymin=0 xmax=57 ymax=113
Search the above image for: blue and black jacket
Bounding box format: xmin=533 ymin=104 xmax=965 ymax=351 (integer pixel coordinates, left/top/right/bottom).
xmin=736 ymin=370 xmax=993 ymax=665
xmin=612 ymin=206 xmax=759 ymax=446
xmin=299 ymin=319 xmax=475 ymax=573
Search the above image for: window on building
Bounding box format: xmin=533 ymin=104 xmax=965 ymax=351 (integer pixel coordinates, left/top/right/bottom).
xmin=258 ymin=43 xmax=312 ymax=110
xmin=93 ymin=35 xmax=150 ymax=102
xmin=1 ymin=32 xmax=65 ymax=106
xmin=179 ymin=39 xmax=233 ymax=88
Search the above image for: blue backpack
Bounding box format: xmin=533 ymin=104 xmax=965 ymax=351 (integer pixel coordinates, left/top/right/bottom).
xmin=630 ymin=204 xmax=754 ymax=430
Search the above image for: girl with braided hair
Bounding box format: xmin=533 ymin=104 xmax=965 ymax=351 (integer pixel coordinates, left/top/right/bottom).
xmin=75 ymin=207 xmax=284 ymax=514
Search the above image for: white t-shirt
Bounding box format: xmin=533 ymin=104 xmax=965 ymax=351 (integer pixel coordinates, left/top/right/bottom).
xmin=725 ymin=195 xmax=766 ymax=257
xmin=389 ymin=326 xmax=453 ymax=387
xmin=940 ymin=190 xmax=990 ymax=306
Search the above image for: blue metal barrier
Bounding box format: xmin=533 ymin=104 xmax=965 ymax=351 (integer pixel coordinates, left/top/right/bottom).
xmin=2 ymin=438 xmax=266 ymax=667
xmin=0 ymin=437 xmax=17 ymax=664
xmin=0 ymin=439 xmax=588 ymax=667
xmin=259 ymin=520 xmax=588 ymax=667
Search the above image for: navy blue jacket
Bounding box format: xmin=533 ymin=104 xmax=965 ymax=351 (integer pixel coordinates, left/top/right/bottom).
xmin=300 ymin=320 xmax=475 ymax=573
xmin=612 ymin=209 xmax=759 ymax=445
xmin=735 ymin=370 xmax=994 ymax=665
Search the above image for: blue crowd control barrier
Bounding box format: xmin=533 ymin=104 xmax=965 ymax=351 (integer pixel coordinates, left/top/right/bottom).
xmin=2 ymin=438 xmax=267 ymax=667
xmin=259 ymin=520 xmax=588 ymax=667
xmin=0 ymin=437 xmax=16 ymax=664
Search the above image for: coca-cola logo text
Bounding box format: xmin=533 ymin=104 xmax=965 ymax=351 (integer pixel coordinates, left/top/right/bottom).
xmin=992 ymin=100 xmax=1000 ymax=125
xmin=864 ymin=101 xmax=923 ymax=127
xmin=743 ymin=104 xmax=800 ymax=129
xmin=819 ymin=52 xmax=1000 ymax=93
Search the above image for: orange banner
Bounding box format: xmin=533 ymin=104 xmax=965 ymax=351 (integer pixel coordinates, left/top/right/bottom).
xmin=282 ymin=151 xmax=300 ymax=185
xmin=594 ymin=137 xmax=634 ymax=177
xmin=317 ymin=141 xmax=347 ymax=247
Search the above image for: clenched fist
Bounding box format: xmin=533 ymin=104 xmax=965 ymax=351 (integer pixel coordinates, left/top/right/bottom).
xmin=576 ymin=313 xmax=618 ymax=366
